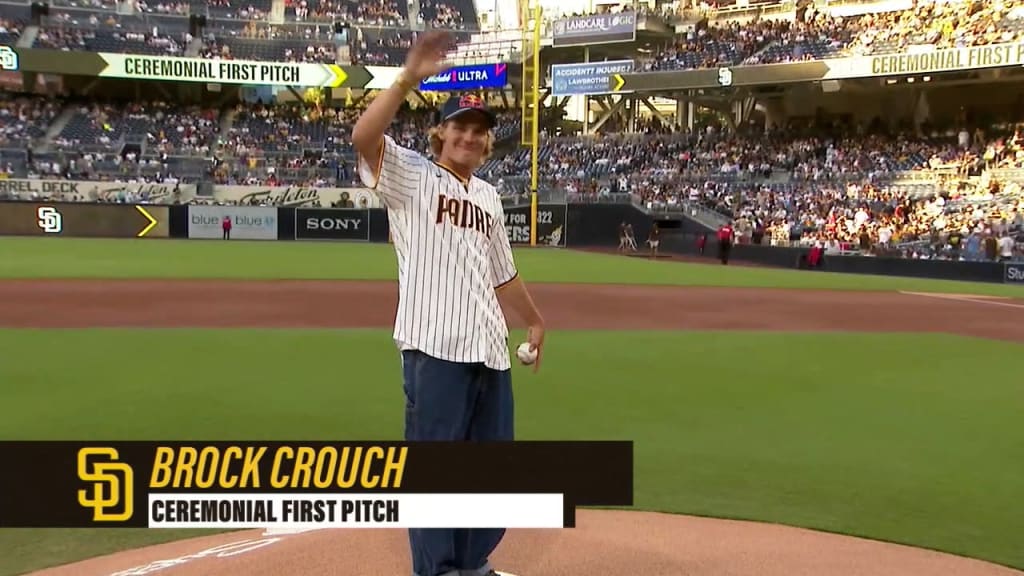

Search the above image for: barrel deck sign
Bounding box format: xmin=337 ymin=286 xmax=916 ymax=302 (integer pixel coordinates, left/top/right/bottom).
xmin=504 ymin=203 xmax=567 ymax=247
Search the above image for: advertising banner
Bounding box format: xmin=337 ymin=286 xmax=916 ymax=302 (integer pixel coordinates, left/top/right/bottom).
xmin=188 ymin=206 xmax=278 ymax=240
xmin=551 ymin=12 xmax=636 ymax=47
xmin=1005 ymin=262 xmax=1024 ymax=284
xmin=0 ymin=179 xmax=381 ymax=209
xmin=419 ymin=63 xmax=508 ymax=92
xmin=3 ymin=48 xmax=405 ymax=89
xmin=210 ymin=185 xmax=382 ymax=210
xmin=613 ymin=40 xmax=1024 ymax=92
xmin=503 ymin=203 xmax=567 ymax=247
xmin=294 ymin=208 xmax=371 ymax=241
xmin=0 ymin=202 xmax=166 ymax=238
xmin=550 ymin=60 xmax=633 ymax=96
xmin=0 ymin=178 xmax=194 ymax=204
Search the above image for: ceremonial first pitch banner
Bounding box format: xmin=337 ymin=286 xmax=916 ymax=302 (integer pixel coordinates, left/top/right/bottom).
xmin=3 ymin=48 xmax=405 ymax=89
xmin=0 ymin=441 xmax=632 ymax=528
xmin=612 ymin=39 xmax=1024 ymax=92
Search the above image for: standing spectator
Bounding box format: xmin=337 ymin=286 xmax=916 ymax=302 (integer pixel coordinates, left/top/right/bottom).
xmin=647 ymin=223 xmax=661 ymax=258
xmin=998 ymin=232 xmax=1016 ymax=262
xmin=984 ymin=231 xmax=999 ymax=261
xmin=718 ymin=221 xmax=735 ymax=265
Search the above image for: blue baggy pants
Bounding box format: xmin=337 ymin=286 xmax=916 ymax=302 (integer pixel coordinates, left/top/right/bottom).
xmin=401 ymin=349 xmax=513 ymax=576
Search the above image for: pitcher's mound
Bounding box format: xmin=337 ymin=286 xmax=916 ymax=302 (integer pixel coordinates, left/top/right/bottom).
xmin=24 ymin=510 xmax=1022 ymax=576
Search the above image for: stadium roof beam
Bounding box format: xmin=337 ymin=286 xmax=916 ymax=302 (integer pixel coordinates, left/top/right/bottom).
xmin=587 ymin=95 xmax=627 ymax=135
xmin=638 ymin=96 xmax=668 ymax=125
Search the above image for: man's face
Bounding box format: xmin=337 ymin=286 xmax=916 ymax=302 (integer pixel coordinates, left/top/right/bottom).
xmin=440 ymin=114 xmax=490 ymax=167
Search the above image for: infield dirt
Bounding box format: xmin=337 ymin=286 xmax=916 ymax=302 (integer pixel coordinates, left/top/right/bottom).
xmin=2 ymin=278 xmax=1021 ymax=576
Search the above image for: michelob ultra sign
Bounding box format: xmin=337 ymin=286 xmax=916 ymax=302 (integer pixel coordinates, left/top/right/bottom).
xmin=419 ymin=63 xmax=508 ymax=92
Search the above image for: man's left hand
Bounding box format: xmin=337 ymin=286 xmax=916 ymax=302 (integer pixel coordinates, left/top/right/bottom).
xmin=527 ymin=323 xmax=545 ymax=373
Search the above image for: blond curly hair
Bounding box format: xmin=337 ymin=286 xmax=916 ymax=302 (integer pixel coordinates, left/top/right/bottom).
xmin=428 ymin=124 xmax=495 ymax=163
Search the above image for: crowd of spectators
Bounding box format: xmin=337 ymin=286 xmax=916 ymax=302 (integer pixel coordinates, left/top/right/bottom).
xmin=0 ymin=96 xmax=61 ymax=149
xmin=0 ymin=87 xmax=1019 ymax=262
xmin=10 ymin=0 xmax=1024 ymax=73
xmin=844 ymin=0 xmax=1024 ymax=56
xmin=0 ymin=17 xmax=23 ymax=44
xmin=34 ymin=11 xmax=191 ymax=55
xmin=285 ymin=0 xmax=407 ymax=26
xmin=636 ymin=0 xmax=1024 ymax=72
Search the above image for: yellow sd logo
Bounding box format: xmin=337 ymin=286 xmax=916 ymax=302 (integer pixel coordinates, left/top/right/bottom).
xmin=77 ymin=447 xmax=134 ymax=522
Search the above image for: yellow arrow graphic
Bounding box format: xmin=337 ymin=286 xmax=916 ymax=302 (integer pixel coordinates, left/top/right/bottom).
xmin=135 ymin=206 xmax=157 ymax=237
xmin=327 ymin=64 xmax=348 ymax=88
xmin=613 ymin=73 xmax=625 ymax=91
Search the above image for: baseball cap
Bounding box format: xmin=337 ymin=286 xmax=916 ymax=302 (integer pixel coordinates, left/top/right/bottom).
xmin=438 ymin=94 xmax=496 ymax=129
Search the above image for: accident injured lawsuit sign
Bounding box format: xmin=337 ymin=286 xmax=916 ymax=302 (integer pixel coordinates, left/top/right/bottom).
xmin=0 ymin=441 xmax=633 ymax=529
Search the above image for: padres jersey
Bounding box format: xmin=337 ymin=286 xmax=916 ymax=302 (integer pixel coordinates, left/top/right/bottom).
xmin=358 ymin=135 xmax=518 ymax=371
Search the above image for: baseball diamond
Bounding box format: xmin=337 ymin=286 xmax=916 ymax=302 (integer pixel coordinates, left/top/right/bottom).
xmin=0 ymin=245 xmax=1021 ymax=576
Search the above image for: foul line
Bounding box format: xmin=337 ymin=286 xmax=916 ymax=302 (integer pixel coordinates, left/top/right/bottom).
xmin=900 ymin=291 xmax=1024 ymax=310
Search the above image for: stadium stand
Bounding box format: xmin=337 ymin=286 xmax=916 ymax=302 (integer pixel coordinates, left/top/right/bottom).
xmin=0 ymin=0 xmax=1020 ymax=263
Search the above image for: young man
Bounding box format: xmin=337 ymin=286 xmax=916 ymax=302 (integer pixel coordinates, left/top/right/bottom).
xmin=351 ymin=30 xmax=546 ymax=576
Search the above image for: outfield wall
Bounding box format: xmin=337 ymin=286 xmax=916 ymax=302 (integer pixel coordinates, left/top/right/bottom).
xmin=0 ymin=200 xmax=655 ymax=247
xmin=661 ymin=233 xmax=1022 ymax=286
xmin=0 ymin=200 xmax=1018 ymax=286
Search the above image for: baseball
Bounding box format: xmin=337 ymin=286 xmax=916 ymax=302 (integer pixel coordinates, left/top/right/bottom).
xmin=516 ymin=342 xmax=537 ymax=365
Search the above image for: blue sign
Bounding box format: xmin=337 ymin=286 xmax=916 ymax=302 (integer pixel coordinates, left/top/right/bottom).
xmin=551 ymin=12 xmax=637 ymax=47
xmin=419 ymin=63 xmax=508 ymax=92
xmin=550 ymin=60 xmax=634 ymax=96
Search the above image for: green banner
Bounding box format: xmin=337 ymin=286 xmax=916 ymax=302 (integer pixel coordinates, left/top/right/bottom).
xmin=611 ymin=40 xmax=1024 ymax=92
xmin=0 ymin=47 xmax=404 ymax=88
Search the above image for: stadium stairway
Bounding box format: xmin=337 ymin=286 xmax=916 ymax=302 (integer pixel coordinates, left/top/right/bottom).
xmin=219 ymin=108 xmax=238 ymax=143
xmin=16 ymin=24 xmax=37 ymax=48
xmin=269 ymin=0 xmax=286 ymax=24
xmin=38 ymin=106 xmax=76 ymax=153
xmin=408 ymin=0 xmax=421 ymax=30
xmin=186 ymin=36 xmax=204 ymax=57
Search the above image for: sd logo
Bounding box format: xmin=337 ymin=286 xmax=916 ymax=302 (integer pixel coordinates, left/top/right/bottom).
xmin=78 ymin=447 xmax=134 ymax=522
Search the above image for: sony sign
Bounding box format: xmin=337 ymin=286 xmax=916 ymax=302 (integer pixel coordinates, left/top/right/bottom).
xmin=295 ymin=208 xmax=370 ymax=241
xmin=307 ymin=217 xmax=362 ymax=231
xmin=1005 ymin=262 xmax=1024 ymax=284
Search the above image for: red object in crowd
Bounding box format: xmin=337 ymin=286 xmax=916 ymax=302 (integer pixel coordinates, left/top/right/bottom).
xmin=808 ymin=245 xmax=823 ymax=267
xmin=717 ymin=225 xmax=733 ymax=242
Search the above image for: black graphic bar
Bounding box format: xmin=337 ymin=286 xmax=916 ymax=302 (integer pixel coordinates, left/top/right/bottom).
xmin=0 ymin=441 xmax=633 ymax=528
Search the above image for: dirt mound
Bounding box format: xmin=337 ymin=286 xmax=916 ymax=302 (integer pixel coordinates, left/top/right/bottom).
xmin=23 ymin=511 xmax=1023 ymax=576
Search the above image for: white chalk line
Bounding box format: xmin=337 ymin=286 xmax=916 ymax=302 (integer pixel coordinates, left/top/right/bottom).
xmin=900 ymin=291 xmax=1024 ymax=310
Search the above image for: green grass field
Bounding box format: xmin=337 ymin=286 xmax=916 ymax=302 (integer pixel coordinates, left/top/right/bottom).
xmin=0 ymin=237 xmax=1021 ymax=576
xmin=1 ymin=237 xmax=1022 ymax=297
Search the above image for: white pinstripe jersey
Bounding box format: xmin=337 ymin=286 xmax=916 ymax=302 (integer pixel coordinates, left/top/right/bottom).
xmin=358 ymin=135 xmax=518 ymax=371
